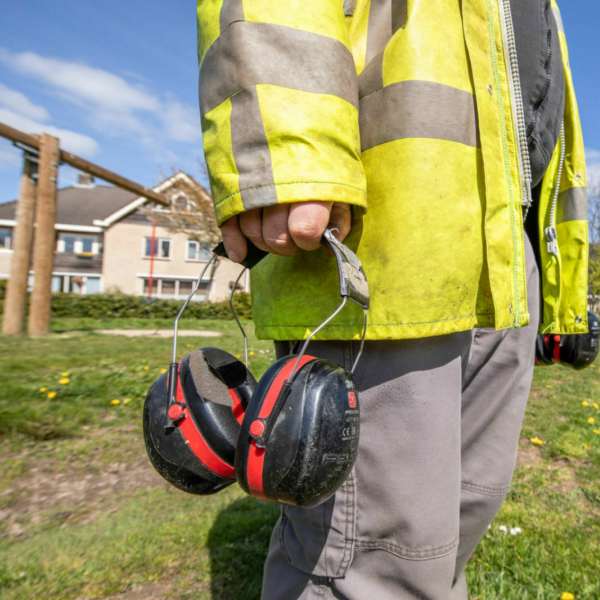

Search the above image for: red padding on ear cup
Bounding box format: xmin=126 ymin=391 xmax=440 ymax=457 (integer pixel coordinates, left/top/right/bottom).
xmin=246 ymin=355 xmax=315 ymax=500
xmin=175 ymin=374 xmax=236 ymax=480
xmin=230 ymin=389 xmax=245 ymax=425
xmin=553 ymin=336 xmax=561 ymax=365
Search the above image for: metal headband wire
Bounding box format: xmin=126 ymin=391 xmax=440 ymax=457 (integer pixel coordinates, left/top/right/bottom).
xmin=171 ymin=252 xmax=217 ymax=365
xmin=171 ymin=231 xmax=369 ymax=383
xmin=229 ymin=268 xmax=248 ymax=367
xmin=288 ymin=299 xmax=368 ymax=379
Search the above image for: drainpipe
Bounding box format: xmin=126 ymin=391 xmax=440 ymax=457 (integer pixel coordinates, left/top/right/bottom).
xmin=148 ymin=219 xmax=156 ymax=299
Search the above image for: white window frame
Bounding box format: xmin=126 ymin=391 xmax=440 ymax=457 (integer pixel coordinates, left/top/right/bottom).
xmin=56 ymin=233 xmax=101 ymax=255
xmin=49 ymin=272 xmax=104 ymax=294
xmin=137 ymin=275 xmax=210 ymax=300
xmin=142 ymin=237 xmax=172 ymax=260
xmin=186 ymin=240 xmax=212 ymax=262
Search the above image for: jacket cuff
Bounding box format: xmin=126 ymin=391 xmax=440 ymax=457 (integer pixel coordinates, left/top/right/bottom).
xmin=213 ymin=181 xmax=367 ymax=227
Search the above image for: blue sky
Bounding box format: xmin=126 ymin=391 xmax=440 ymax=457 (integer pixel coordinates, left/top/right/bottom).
xmin=0 ymin=1 xmax=598 ymax=203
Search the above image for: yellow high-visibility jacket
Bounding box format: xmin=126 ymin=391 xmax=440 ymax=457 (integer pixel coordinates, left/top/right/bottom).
xmin=197 ymin=0 xmax=588 ymax=341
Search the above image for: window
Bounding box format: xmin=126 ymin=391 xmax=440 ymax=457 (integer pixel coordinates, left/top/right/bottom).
xmin=63 ymin=235 xmax=76 ymax=253
xmin=161 ymin=279 xmax=176 ymax=296
xmin=142 ymin=278 xmax=158 ymax=295
xmin=140 ymin=277 xmax=209 ymax=300
xmin=187 ymin=241 xmax=211 ymax=261
xmin=56 ymin=233 xmax=101 ymax=255
xmin=51 ymin=275 xmax=102 ymax=294
xmin=0 ymin=228 xmax=12 ymax=250
xmin=179 ymin=280 xmax=194 ymax=295
xmin=82 ymin=238 xmax=93 ymax=253
xmin=143 ymin=237 xmax=171 ymax=259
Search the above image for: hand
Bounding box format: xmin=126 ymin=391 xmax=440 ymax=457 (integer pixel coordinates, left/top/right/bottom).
xmin=220 ymin=201 xmax=352 ymax=262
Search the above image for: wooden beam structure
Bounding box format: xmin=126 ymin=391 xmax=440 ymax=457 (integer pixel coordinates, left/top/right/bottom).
xmin=1 ymin=155 xmax=38 ymax=335
xmin=0 ymin=121 xmax=173 ymax=335
xmin=28 ymin=134 xmax=60 ymax=336
xmin=0 ymin=122 xmax=169 ymax=206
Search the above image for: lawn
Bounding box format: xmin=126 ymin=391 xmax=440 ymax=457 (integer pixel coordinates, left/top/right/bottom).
xmin=1 ymin=318 xmax=599 ymax=599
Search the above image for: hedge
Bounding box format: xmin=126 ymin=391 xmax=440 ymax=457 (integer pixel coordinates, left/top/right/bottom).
xmin=0 ymin=291 xmax=253 ymax=320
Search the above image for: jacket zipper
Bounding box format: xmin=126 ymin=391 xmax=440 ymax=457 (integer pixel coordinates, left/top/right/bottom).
xmin=498 ymin=0 xmax=533 ymax=214
xmin=545 ymin=122 xmax=566 ymax=255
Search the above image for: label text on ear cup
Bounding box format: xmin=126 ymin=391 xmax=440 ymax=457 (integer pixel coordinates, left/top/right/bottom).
xmin=322 ymin=453 xmax=349 ymax=465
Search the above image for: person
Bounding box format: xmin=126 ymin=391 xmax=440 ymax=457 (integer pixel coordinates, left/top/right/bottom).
xmin=196 ymin=0 xmax=588 ymax=597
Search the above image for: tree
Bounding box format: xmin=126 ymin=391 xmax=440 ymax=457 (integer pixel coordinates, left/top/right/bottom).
xmin=587 ymin=172 xmax=600 ymax=297
xmin=140 ymin=169 xmax=220 ymax=248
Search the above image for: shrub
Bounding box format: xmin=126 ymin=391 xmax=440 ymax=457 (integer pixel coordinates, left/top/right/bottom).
xmin=0 ymin=291 xmax=252 ymax=320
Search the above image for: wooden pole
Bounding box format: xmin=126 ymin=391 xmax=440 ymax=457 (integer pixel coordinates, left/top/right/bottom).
xmin=28 ymin=134 xmax=59 ymax=336
xmin=2 ymin=155 xmax=38 ymax=335
xmin=0 ymin=122 xmax=168 ymax=206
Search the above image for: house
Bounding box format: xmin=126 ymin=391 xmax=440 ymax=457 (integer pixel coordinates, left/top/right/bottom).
xmin=0 ymin=172 xmax=247 ymax=302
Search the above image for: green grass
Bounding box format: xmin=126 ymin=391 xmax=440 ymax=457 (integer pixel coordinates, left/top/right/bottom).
xmin=0 ymin=318 xmax=273 ymax=441
xmin=1 ymin=319 xmax=600 ymax=599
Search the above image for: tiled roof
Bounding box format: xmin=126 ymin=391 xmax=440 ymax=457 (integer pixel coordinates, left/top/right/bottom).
xmin=0 ymin=185 xmax=139 ymax=226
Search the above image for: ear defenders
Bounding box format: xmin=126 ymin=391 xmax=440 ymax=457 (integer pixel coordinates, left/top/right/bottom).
xmin=535 ymin=311 xmax=600 ymax=370
xmin=236 ymin=229 xmax=368 ymax=507
xmin=143 ymin=246 xmax=264 ymax=495
xmin=144 ymin=230 xmax=369 ymax=508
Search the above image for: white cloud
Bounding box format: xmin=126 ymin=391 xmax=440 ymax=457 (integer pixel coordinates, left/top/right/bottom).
xmin=0 ymin=108 xmax=99 ymax=157
xmin=0 ymin=48 xmax=201 ymax=159
xmin=0 ymin=48 xmax=159 ymax=114
xmin=0 ymin=83 xmax=49 ymax=122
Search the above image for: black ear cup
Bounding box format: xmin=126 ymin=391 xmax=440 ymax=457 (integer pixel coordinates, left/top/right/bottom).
xmin=235 ymin=355 xmax=360 ymax=508
xmin=143 ymin=348 xmax=256 ymax=495
xmin=535 ymin=312 xmax=600 ymax=370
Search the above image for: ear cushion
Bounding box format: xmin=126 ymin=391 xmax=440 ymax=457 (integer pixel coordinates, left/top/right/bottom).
xmin=143 ymin=348 xmax=257 ymax=496
xmin=235 ymin=354 xmax=360 ymax=507
xmin=535 ymin=334 xmax=555 ymax=366
xmin=180 ymin=349 xmax=256 ymax=466
xmin=143 ymin=372 xmax=234 ymax=495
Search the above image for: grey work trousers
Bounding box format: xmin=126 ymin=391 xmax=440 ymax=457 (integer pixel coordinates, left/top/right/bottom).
xmin=262 ymin=235 xmax=539 ymax=599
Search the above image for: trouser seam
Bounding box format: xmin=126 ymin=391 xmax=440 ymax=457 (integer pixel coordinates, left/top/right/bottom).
xmin=335 ymin=472 xmax=356 ymax=577
xmin=353 ymin=538 xmax=458 ymax=561
xmin=461 ymin=481 xmax=510 ymax=496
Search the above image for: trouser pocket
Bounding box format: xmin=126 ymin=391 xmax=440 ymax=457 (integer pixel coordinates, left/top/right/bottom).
xmin=279 ymin=471 xmax=357 ymax=578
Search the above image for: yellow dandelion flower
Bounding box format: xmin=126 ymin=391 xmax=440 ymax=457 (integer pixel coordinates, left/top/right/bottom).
xmin=186 ymin=344 xmax=194 ymax=348
xmin=123 ymin=398 xmax=131 ymax=404
xmin=594 ymin=403 xmax=599 ymax=410
xmin=143 ymin=366 xmax=149 ymax=371
xmin=561 ymin=593 xmax=575 ymax=600
xmin=546 ymin=385 xmax=552 ymax=389
xmin=160 ymin=368 xmax=167 ymax=374
xmin=47 ymin=391 xmax=57 ymax=399
xmin=588 ymin=417 xmax=596 ymax=424
xmin=583 ymin=444 xmax=590 ymax=450
xmin=111 ymin=399 xmax=120 ymax=405
xmin=582 ymin=401 xmax=590 ymax=407
xmin=249 ymin=351 xmax=255 ymax=356
xmin=61 ymin=372 xmax=69 ymax=377
xmin=59 ymin=378 xmax=70 ymax=385
xmin=39 ymin=387 xmax=47 ymax=393
xmin=530 ymin=437 xmax=544 ymax=446
xmin=223 ymin=325 xmax=228 ymax=328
